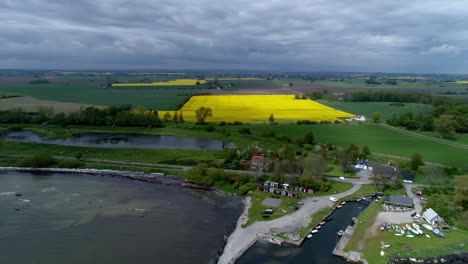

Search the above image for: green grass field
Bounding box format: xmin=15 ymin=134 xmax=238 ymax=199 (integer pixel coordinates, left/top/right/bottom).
xmin=317 ymin=101 xmax=433 ymax=121
xmin=316 ymin=80 xmax=468 ymax=90
xmin=243 ymin=123 xmax=468 ymax=167
xmin=0 ymin=83 xmax=193 ymax=109
xmin=3 ymin=122 xmax=467 ymax=168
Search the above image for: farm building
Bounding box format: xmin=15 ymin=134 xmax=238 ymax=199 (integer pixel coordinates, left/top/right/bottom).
xmin=401 ymin=172 xmax=415 ymax=183
xmin=384 ymin=195 xmax=414 ymax=208
xmin=423 ymin=208 xmax=444 ymax=225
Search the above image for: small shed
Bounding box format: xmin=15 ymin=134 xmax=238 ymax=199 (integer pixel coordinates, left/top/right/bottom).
xmin=401 ymin=172 xmax=415 ymax=183
xmin=384 ymin=195 xmax=414 ymax=208
xmin=423 ymin=208 xmax=444 ymax=225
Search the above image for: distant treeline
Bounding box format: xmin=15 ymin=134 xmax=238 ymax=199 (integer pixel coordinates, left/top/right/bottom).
xmin=308 ymin=90 xmax=461 ymax=106
xmin=0 ymin=105 xmax=163 ymax=127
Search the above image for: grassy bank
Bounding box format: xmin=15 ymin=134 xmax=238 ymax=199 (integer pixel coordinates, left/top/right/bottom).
xmin=0 ymin=142 xmax=223 ymax=165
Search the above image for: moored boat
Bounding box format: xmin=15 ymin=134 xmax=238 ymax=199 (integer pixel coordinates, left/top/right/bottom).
xmin=311 ymin=229 xmax=318 ymax=234
xmin=307 ymin=234 xmax=313 ymax=239
xmin=337 ymin=230 xmax=344 ymax=236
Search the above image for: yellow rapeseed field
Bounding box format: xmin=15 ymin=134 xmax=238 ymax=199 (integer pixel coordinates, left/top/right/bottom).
xmin=112 ymin=79 xmax=206 ymax=87
xmin=159 ymin=95 xmax=353 ymax=123
xmin=456 ymin=80 xmax=468 ymax=84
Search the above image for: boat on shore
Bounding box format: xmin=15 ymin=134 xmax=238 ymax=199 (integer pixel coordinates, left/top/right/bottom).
xmin=422 ymin=224 xmax=434 ymax=231
xmin=337 ymin=205 xmax=343 ymax=209
xmin=433 ymin=229 xmax=444 ymax=238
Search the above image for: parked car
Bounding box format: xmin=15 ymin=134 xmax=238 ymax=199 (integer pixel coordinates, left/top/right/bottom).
xmin=329 ymin=197 xmax=338 ymax=202
xmin=339 ymin=176 xmax=346 ymax=181
xmin=297 ymin=201 xmax=304 ymax=205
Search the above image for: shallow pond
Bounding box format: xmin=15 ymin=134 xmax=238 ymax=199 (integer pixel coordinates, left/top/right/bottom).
xmin=237 ymin=200 xmax=370 ymax=264
xmin=0 ymin=171 xmax=242 ymax=264
xmin=2 ymin=131 xmax=231 ymax=150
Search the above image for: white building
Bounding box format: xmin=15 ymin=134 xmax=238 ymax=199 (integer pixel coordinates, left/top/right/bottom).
xmin=422 ymin=208 xmax=444 ymax=226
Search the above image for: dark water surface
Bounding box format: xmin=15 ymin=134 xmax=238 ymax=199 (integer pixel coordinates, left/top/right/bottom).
xmin=0 ymin=171 xmax=242 ymax=264
xmin=237 ymin=201 xmax=370 ymax=264
xmin=2 ymin=131 xmax=230 ymax=150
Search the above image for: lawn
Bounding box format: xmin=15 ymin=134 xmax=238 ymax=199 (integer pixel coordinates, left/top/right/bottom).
xmin=0 ymin=83 xmax=193 ymax=109
xmin=317 ymin=100 xmax=433 ymax=121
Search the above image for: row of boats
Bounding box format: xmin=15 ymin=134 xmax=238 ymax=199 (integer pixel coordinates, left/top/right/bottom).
xmin=306 ymin=217 xmax=333 ymax=239
xmin=380 ymin=222 xmax=444 ymax=238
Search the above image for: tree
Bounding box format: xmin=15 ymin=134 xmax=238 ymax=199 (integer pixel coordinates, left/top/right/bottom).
xmin=195 ymin=107 xmax=212 ymax=124
xmin=433 ymin=114 xmax=458 ymax=138
xmin=409 ymin=152 xmax=424 ymax=171
xmin=172 ymin=111 xmax=178 ymax=121
xmin=362 ymin=145 xmax=370 ymax=158
xmin=371 ymin=112 xmax=381 ymax=123
xmin=304 ymin=131 xmax=315 ymax=145
xmin=289 ymin=82 xmax=293 ymax=87
xmin=163 ymin=112 xmax=171 ymax=121
xmin=302 ymin=155 xmax=328 ymax=179
xmin=269 ymin=113 xmax=275 ymax=124
xmin=178 ymin=112 xmax=184 ymax=123
xmin=424 ymin=165 xmax=446 ymax=185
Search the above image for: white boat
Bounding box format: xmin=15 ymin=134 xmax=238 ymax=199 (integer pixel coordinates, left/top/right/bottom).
xmin=425 ymin=234 xmax=431 ymax=238
xmin=311 ymin=230 xmax=318 ymax=234
xmin=412 ymin=223 xmax=420 ymax=229
xmin=395 ymin=233 xmax=403 ymax=236
xmin=422 ymin=224 xmax=434 ymax=231
xmin=307 ymin=234 xmax=313 ymax=239
xmin=380 ymin=251 xmax=385 ymax=256
xmin=337 ymin=230 xmax=344 ymax=236
xmin=340 ymin=201 xmax=346 ymax=205
xmin=337 ymin=205 xmax=343 ymax=209
xmin=400 ymin=230 xmax=404 ymax=234
xmin=406 ymin=235 xmax=414 ymax=238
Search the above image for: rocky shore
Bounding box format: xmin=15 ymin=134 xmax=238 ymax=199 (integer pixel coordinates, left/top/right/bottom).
xmin=0 ymin=167 xmax=213 ymax=190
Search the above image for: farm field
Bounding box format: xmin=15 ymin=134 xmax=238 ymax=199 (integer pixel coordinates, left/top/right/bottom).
xmin=160 ymin=95 xmax=354 ymax=123
xmin=112 ymin=79 xmax=206 ymax=86
xmin=317 ymin=100 xmax=433 ymax=121
xmin=316 ymin=80 xmax=468 ymax=90
xmin=0 ymin=96 xmax=104 ymax=113
xmin=0 ymin=83 xmax=191 ymax=109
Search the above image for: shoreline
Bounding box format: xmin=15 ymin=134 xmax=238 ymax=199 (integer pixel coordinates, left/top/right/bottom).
xmin=217 ymin=183 xmax=362 ymax=264
xmin=0 ymin=166 xmax=215 ymax=190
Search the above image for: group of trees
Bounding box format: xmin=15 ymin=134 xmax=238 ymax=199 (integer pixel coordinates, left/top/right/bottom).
xmin=346 ymin=91 xmax=433 ymax=103
xmin=387 ymin=103 xmax=468 ymax=138
xmin=0 ymin=105 xmax=164 ymax=128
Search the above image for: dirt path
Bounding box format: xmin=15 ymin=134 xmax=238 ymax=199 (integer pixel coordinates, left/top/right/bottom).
xmin=218 ymin=184 xmax=362 ymax=264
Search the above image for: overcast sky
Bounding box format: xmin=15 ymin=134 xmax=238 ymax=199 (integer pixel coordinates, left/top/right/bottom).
xmin=1 ymin=0 xmax=468 ymax=73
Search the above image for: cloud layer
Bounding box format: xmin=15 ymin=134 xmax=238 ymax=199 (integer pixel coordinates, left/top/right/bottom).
xmin=1 ymin=0 xmax=468 ymax=73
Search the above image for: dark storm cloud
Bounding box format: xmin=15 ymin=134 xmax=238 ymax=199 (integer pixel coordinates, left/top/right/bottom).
xmin=1 ymin=0 xmax=468 ymax=72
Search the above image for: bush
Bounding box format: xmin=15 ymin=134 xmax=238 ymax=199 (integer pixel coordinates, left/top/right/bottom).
xmin=239 ymin=127 xmax=251 ymax=134
xmin=16 ymin=154 xmax=57 ymax=168
xmin=57 ymin=159 xmax=85 ymax=168
xmin=205 ymin=124 xmax=215 ymax=132
xmin=8 ymin=125 xmax=23 ymax=131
